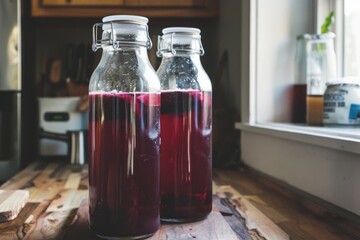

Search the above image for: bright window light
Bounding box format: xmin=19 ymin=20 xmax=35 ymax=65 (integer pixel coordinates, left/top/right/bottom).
xmin=344 ymin=0 xmax=360 ymax=76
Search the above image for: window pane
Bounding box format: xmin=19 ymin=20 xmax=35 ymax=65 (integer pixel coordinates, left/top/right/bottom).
xmin=344 ymin=0 xmax=360 ymax=76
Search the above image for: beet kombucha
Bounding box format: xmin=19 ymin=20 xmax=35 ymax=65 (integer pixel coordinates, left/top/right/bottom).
xmin=160 ymin=90 xmax=212 ymax=222
xmin=88 ymin=92 xmax=160 ymax=238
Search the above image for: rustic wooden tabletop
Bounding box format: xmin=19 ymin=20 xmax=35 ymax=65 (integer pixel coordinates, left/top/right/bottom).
xmin=0 ymin=161 xmax=239 ymax=240
xmin=0 ymin=161 xmax=359 ymax=239
xmin=213 ymin=168 xmax=360 ymax=240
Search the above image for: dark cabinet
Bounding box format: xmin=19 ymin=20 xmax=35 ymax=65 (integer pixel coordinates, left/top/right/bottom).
xmin=41 ymin=0 xmax=124 ymax=7
xmin=32 ymin=0 xmax=218 ymax=18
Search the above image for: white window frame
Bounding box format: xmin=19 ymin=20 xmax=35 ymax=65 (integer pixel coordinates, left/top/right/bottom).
xmin=334 ymin=0 xmax=345 ymax=77
xmin=238 ymin=0 xmax=360 ymax=154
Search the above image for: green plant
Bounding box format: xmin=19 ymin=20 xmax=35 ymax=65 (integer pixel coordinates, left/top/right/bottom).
xmin=321 ymin=11 xmax=335 ymax=34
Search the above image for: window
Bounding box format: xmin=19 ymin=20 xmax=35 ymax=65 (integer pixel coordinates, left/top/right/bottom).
xmin=239 ymin=0 xmax=360 ymax=153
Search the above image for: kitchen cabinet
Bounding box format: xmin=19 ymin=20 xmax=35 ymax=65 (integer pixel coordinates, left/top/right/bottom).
xmin=32 ymin=0 xmax=218 ymax=18
xmin=41 ymin=0 xmax=124 ymax=7
xmin=123 ymin=0 xmax=207 ymax=7
xmin=41 ymin=0 xmax=206 ymax=7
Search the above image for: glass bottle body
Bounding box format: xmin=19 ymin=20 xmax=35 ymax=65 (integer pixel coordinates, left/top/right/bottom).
xmin=88 ymin=17 xmax=160 ymax=239
xmin=292 ymin=34 xmax=310 ymax=123
xmin=306 ymin=33 xmax=337 ymax=126
xmin=157 ymin=35 xmax=212 ymax=222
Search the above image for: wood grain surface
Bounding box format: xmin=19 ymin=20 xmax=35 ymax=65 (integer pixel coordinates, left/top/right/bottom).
xmin=0 ymin=162 xmax=240 ymax=240
xmin=1 ymin=161 xmax=359 ymax=239
xmin=214 ymin=184 xmax=289 ymax=240
xmin=62 ymin=199 xmax=239 ymax=240
xmin=214 ymin=168 xmax=360 ymax=240
xmin=0 ymin=190 xmax=29 ymax=223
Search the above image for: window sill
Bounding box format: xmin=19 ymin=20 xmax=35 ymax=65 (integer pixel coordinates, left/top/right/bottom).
xmin=235 ymin=122 xmax=360 ymax=155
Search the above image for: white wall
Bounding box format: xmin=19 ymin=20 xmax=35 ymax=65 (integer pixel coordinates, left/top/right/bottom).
xmin=256 ymin=0 xmax=314 ymax=123
xmin=242 ymin=130 xmax=360 ymax=216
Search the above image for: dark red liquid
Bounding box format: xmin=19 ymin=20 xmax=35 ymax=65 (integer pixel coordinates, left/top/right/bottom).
xmin=290 ymin=84 xmax=307 ymax=123
xmin=160 ymin=90 xmax=212 ymax=222
xmin=88 ymin=92 xmax=160 ymax=238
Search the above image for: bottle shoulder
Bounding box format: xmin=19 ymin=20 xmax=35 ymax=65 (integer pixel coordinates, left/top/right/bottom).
xmin=156 ymin=56 xmax=211 ymax=92
xmin=89 ymin=52 xmax=160 ymax=93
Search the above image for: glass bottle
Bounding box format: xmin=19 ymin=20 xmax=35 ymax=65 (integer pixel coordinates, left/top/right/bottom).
xmin=156 ymin=27 xmax=212 ymax=222
xmin=88 ymin=15 xmax=160 ymax=239
xmin=306 ymin=32 xmax=337 ymax=126
xmin=292 ymin=34 xmax=311 ymax=123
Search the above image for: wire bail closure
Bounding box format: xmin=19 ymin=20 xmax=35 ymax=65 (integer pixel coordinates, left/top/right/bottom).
xmin=156 ymin=32 xmax=205 ymax=57
xmin=92 ymin=22 xmax=152 ymax=52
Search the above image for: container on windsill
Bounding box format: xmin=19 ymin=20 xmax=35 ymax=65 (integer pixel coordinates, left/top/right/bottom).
xmin=291 ymin=34 xmax=310 ymax=124
xmin=306 ymin=32 xmax=337 ymax=126
xmin=323 ymin=78 xmax=360 ymax=126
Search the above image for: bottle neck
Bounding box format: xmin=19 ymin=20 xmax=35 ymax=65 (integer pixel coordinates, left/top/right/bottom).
xmin=161 ymin=52 xmax=201 ymax=58
xmin=102 ymin=45 xmax=149 ymax=53
xmin=157 ymin=34 xmax=204 ymax=57
xmin=93 ymin=21 xmax=152 ymax=51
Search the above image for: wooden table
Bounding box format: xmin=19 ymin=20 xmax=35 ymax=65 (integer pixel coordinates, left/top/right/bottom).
xmin=0 ymin=161 xmax=240 ymax=240
xmin=0 ymin=161 xmax=359 ymax=239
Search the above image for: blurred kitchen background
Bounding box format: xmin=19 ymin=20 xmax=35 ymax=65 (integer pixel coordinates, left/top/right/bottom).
xmin=0 ymin=0 xmax=242 ymax=181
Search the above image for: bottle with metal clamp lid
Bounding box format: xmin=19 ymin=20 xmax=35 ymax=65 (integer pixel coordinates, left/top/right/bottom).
xmin=156 ymin=27 xmax=212 ymax=222
xmin=88 ymin=15 xmax=160 ymax=239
